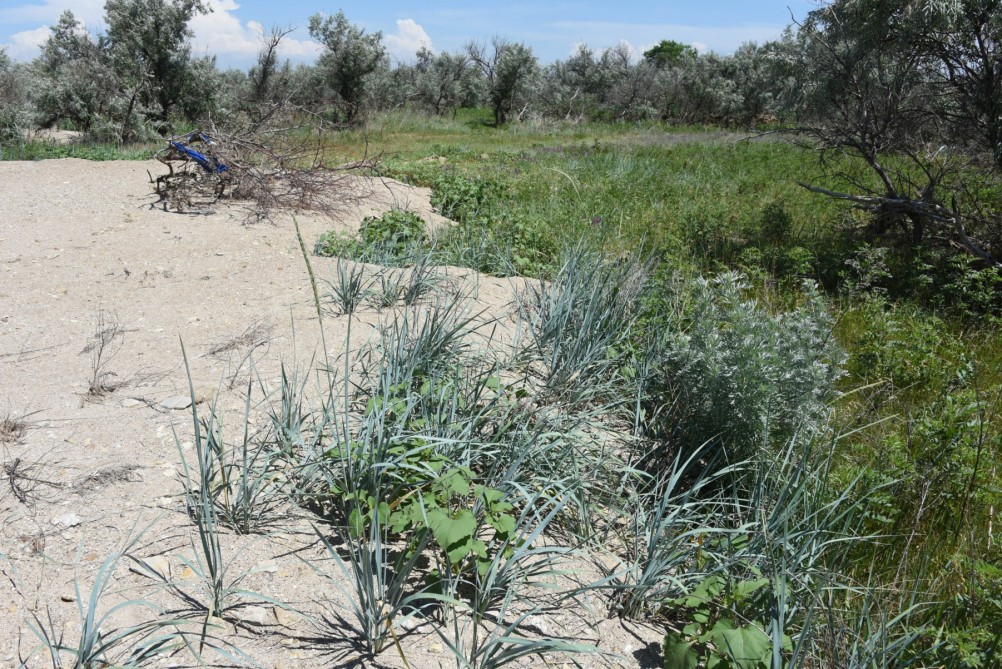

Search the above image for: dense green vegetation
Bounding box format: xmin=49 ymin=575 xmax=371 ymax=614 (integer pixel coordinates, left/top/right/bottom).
xmin=3 ymin=0 xmax=1001 ymax=665
xmin=313 ymin=112 xmax=1002 ymax=667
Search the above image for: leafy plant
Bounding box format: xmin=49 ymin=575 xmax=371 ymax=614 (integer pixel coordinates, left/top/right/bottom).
xmin=643 ymin=272 xmax=846 ymax=463
xmin=429 ymin=492 xmax=600 ymax=669
xmin=431 ymin=172 xmax=499 ymax=222
xmin=663 ymin=569 xmax=782 ymax=669
xmin=315 ymin=210 xmax=429 ymax=266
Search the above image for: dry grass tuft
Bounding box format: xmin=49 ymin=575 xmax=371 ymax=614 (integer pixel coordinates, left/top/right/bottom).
xmin=0 ymin=413 xmax=28 ymax=444
xmin=83 ymin=310 xmax=128 ymax=400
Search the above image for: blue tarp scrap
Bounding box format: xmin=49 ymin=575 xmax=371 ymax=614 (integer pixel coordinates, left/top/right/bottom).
xmin=169 ymin=132 xmax=229 ymax=173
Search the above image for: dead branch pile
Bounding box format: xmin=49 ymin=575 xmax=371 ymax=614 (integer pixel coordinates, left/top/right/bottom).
xmin=151 ymin=115 xmax=376 ymax=222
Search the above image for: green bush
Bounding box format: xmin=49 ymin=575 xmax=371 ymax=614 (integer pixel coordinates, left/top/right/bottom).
xmin=844 ymin=302 xmax=960 ymax=392
xmin=315 ymin=210 xmax=429 ymax=265
xmin=431 ymin=172 xmax=500 ymax=222
xmin=643 ymin=272 xmax=846 ymax=463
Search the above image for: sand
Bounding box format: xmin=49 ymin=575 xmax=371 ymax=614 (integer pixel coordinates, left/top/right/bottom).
xmin=0 ymin=158 xmax=662 ymax=668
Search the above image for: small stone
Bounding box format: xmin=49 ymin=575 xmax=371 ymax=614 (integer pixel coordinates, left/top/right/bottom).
xmin=121 ymin=398 xmax=142 ymax=408
xmin=160 ymin=395 xmax=192 ymax=410
xmin=51 ymin=513 xmax=82 ymax=528
xmin=254 ymin=561 xmax=279 ymax=574
xmin=60 ymin=593 xmax=75 ymax=603
xmin=427 ymin=643 xmax=444 ymax=654
xmin=133 ymin=556 xmax=171 ymax=581
xmin=232 ymin=605 xmax=270 ymax=627
xmin=193 ymin=386 xmax=216 ymax=405
xmin=273 ymin=607 xmax=298 ymax=628
xmin=83 ymin=553 xmax=99 ymax=562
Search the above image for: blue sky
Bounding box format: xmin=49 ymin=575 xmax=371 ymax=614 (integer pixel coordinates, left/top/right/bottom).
xmin=0 ymin=0 xmax=815 ymax=68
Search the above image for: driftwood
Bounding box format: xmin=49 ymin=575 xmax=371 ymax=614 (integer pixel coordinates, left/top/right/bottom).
xmin=801 ymin=182 xmax=1002 ymax=270
xmin=151 ymin=115 xmax=376 ymax=222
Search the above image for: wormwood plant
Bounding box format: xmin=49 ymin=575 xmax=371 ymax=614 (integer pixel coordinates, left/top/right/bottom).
xmin=643 ymin=272 xmax=846 ymax=463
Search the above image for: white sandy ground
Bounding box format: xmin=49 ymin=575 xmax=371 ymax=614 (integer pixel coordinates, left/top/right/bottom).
xmin=0 ymin=159 xmax=663 ymax=668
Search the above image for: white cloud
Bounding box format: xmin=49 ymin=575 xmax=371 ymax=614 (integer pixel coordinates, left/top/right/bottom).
xmin=0 ymin=0 xmax=320 ymax=65
xmin=692 ymin=41 xmax=709 ymax=54
xmin=0 ymin=0 xmax=104 ymax=27
xmin=384 ymin=18 xmax=432 ymax=62
xmin=3 ymin=25 xmax=49 ymax=59
xmin=189 ymin=0 xmax=319 ymax=62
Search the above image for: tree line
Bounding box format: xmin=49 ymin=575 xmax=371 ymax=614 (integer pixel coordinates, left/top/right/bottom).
xmin=0 ymin=2 xmax=804 ymax=139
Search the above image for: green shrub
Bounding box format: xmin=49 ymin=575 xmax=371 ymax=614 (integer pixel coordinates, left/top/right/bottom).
xmin=844 ymin=302 xmax=961 ymax=392
xmin=758 ymin=200 xmax=793 ymax=246
xmin=431 ymin=172 xmax=500 ymax=222
xmin=643 ymin=272 xmax=846 ymax=463
xmin=359 ymin=209 xmax=427 ymax=249
xmin=315 ymin=210 xmax=429 ymax=265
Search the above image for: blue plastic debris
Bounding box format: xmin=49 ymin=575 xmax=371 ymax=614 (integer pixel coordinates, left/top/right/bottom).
xmin=168 ymin=132 xmax=228 ymax=173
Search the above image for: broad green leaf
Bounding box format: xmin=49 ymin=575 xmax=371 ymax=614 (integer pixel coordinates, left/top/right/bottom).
xmin=733 ymin=578 xmax=770 ymax=602
xmin=711 ymin=621 xmax=771 ymax=669
xmin=439 ymin=468 xmax=471 ymax=497
xmin=663 ymin=635 xmax=699 ymax=669
xmin=682 ymin=622 xmax=702 ymax=636
xmin=388 ymin=508 xmax=410 ymax=534
xmin=348 ymin=508 xmax=366 ymax=538
xmin=488 ymin=513 xmax=516 ymax=535
xmin=376 ymin=501 xmax=390 ymax=526
xmin=475 ymin=484 xmax=505 ymax=505
xmin=427 ymin=508 xmax=477 ymax=564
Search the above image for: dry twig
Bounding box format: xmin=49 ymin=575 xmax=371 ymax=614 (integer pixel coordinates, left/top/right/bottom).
xmin=152 ymin=109 xmax=377 ymax=222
